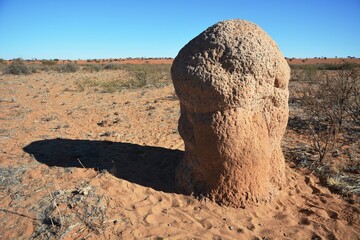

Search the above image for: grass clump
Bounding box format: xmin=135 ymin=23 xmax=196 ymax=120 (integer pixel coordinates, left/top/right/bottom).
xmin=326 ymin=174 xmax=360 ymax=195
xmin=100 ymin=80 xmax=131 ymax=93
xmin=76 ymin=78 xmax=102 ymax=92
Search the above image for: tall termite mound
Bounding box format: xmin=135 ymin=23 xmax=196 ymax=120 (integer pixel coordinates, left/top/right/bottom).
xmin=171 ymin=19 xmax=290 ymax=207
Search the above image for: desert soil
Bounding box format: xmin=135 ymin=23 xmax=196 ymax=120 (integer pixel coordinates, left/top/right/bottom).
xmin=0 ymin=69 xmax=359 ymax=239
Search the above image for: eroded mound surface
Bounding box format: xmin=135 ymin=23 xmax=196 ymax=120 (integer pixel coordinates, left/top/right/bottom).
xmin=172 ymin=19 xmax=290 ymax=207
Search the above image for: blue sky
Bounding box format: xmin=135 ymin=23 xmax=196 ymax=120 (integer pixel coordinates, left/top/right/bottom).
xmin=0 ymin=0 xmax=359 ymax=60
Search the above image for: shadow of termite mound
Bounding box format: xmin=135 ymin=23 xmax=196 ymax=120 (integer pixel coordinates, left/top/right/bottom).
xmin=24 ymin=138 xmax=183 ymax=193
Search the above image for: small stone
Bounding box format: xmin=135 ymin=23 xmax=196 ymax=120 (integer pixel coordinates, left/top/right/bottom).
xmin=332 ymin=149 xmax=340 ymax=157
xmin=97 ymin=120 xmax=108 ymax=127
xmin=79 ymin=186 xmax=92 ymax=196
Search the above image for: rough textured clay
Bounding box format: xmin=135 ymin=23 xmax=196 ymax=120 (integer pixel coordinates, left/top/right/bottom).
xmin=171 ymin=19 xmax=290 ymax=207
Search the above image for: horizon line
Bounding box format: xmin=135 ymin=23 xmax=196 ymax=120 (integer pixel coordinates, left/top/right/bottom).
xmin=1 ymin=56 xmax=359 ymax=61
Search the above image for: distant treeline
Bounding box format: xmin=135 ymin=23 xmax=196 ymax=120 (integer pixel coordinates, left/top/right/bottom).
xmin=1 ymin=58 xmax=359 ymax=76
xmin=290 ymin=62 xmax=359 ymax=71
xmin=0 ymin=57 xmax=173 ymax=63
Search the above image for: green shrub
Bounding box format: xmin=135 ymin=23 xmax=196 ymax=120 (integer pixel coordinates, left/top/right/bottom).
xmin=41 ymin=65 xmax=50 ymax=72
xmin=83 ymin=64 xmax=103 ymax=72
xmin=64 ymin=63 xmax=79 ymax=72
xmin=3 ymin=59 xmax=30 ymax=75
xmin=56 ymin=63 xmax=79 ymax=73
xmin=104 ymin=63 xmax=123 ymax=70
xmin=28 ymin=64 xmax=40 ymax=73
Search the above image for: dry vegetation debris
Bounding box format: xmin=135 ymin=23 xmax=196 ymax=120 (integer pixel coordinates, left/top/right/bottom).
xmin=286 ymin=65 xmax=360 ymax=198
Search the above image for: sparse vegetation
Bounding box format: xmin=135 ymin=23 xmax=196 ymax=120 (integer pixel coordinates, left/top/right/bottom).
xmin=123 ymin=64 xmax=171 ymax=87
xmin=3 ymin=58 xmax=31 ymax=75
xmin=76 ymin=64 xmax=171 ymax=92
xmin=103 ymin=63 xmax=122 ymax=70
xmin=83 ymin=64 xmax=103 ymax=72
xmin=0 ymin=57 xmax=359 ymax=239
xmin=287 ymin=63 xmax=360 ymax=196
xmin=41 ymin=59 xmax=58 ymax=66
xmin=290 ymin=62 xmax=359 ymax=71
xmin=301 ymin=67 xmax=360 ymax=162
xmin=31 ymin=181 xmax=115 ymax=239
xmin=56 ymin=63 xmax=79 ymax=73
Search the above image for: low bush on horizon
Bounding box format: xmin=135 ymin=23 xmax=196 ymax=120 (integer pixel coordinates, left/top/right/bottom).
xmin=55 ymin=63 xmax=80 ymax=73
xmin=3 ymin=58 xmax=32 ymax=75
xmin=41 ymin=59 xmax=58 ymax=66
xmin=103 ymin=63 xmax=123 ymax=70
xmin=290 ymin=62 xmax=359 ymax=71
xmin=83 ymin=64 xmax=103 ymax=72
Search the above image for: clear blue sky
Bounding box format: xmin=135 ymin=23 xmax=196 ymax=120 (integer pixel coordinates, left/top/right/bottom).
xmin=0 ymin=0 xmax=359 ymax=60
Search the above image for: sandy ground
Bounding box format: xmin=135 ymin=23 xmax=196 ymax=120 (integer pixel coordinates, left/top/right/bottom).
xmin=0 ymin=70 xmax=359 ymax=239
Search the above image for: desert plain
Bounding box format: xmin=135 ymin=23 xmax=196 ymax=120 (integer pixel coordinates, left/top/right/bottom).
xmin=0 ymin=58 xmax=359 ymax=239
